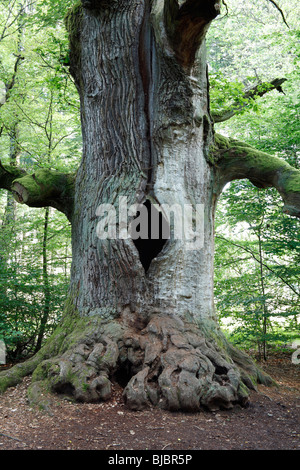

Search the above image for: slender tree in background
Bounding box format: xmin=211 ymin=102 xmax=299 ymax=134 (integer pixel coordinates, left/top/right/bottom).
xmin=0 ymin=0 xmax=299 ymax=412
xmin=214 ymin=182 xmax=300 ymax=360
xmin=0 ymin=0 xmax=76 ymax=360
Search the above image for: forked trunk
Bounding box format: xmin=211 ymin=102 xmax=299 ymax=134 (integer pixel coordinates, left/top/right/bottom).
xmin=71 ymin=1 xmax=216 ymax=325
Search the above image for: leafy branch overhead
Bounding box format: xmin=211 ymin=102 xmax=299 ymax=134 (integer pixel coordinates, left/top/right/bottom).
xmin=212 ymin=78 xmax=287 ymax=123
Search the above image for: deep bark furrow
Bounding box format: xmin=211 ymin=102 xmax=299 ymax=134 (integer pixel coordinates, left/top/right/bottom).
xmin=79 ymin=7 xmax=147 ymax=175
xmin=139 ymin=0 xmax=154 ymax=187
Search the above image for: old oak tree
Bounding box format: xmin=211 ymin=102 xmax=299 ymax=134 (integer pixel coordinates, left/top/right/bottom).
xmin=0 ymin=0 xmax=299 ymax=412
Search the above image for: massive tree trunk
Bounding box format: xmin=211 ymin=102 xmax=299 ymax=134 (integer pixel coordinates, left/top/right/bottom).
xmin=1 ymin=0 xmax=300 ymax=411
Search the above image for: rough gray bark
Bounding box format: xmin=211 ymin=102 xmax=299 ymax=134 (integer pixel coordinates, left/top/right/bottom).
xmin=68 ymin=0 xmax=217 ymax=322
xmin=1 ymin=0 xmax=299 ymax=412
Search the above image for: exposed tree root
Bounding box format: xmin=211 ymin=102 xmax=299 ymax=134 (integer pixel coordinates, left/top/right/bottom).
xmin=121 ymin=315 xmax=273 ymax=411
xmin=0 ymin=313 xmax=274 ymax=412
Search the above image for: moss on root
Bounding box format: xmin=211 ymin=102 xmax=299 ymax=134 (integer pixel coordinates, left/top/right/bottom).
xmin=0 ymin=297 xmax=81 ymax=394
xmin=1 ymin=309 xmax=275 ymax=412
xmin=193 ymin=317 xmax=274 ymax=390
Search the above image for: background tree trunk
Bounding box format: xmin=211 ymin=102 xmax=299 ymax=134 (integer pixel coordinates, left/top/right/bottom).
xmin=35 ymin=207 xmax=51 ymax=353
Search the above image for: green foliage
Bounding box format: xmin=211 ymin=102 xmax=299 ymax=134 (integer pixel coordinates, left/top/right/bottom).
xmin=0 ymin=0 xmax=78 ymax=361
xmin=209 ymin=0 xmax=300 ymax=357
xmin=0 ymin=201 xmax=71 ymax=361
xmin=209 ymin=71 xmax=266 ymax=117
xmin=0 ymin=0 xmax=82 ymax=173
xmin=207 ymin=0 xmax=299 ymax=122
xmin=215 ymin=181 xmax=299 ymax=356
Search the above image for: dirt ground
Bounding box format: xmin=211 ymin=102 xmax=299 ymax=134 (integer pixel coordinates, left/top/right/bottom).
xmin=0 ymin=351 xmax=299 ymax=451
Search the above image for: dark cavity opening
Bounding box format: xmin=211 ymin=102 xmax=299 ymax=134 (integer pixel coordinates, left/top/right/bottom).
xmin=214 ymin=365 xmax=228 ymax=376
xmin=52 ymin=381 xmax=75 ymax=397
xmin=131 ymin=199 xmax=169 ymax=272
xmin=113 ymin=359 xmax=134 ymax=388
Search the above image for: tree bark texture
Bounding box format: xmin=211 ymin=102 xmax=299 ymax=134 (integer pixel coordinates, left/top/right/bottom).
xmin=68 ymin=0 xmax=217 ymax=323
xmin=2 ymin=0 xmax=299 ymax=411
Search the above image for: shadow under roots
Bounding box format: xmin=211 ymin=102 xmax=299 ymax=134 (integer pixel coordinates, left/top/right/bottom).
xmin=113 ymin=359 xmax=134 ymax=388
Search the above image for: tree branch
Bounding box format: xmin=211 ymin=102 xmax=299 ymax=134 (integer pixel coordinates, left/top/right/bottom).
xmin=0 ymin=161 xmax=26 ymax=189
xmin=213 ymin=133 xmax=300 ymax=218
xmin=0 ymin=54 xmax=24 ymax=108
xmin=267 ymin=0 xmax=289 ymax=28
xmin=212 ymin=78 xmax=287 ymax=123
xmin=0 ymin=162 xmax=75 ymax=220
xmin=164 ymin=0 xmax=221 ymax=68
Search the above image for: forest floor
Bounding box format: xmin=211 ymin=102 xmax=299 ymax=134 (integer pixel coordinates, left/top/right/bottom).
xmin=0 ymin=350 xmax=299 ymax=452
